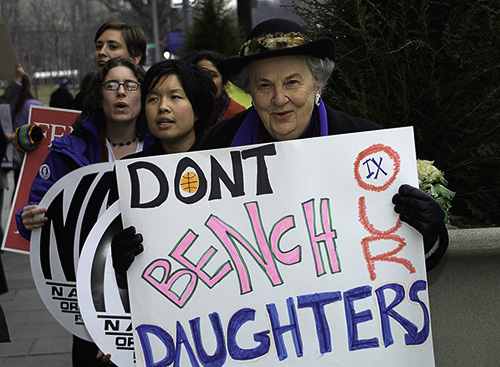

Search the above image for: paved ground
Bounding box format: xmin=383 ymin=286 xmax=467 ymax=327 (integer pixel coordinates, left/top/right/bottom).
xmin=0 ymin=171 xmax=71 ymax=366
xmin=0 ymin=251 xmax=72 ymax=366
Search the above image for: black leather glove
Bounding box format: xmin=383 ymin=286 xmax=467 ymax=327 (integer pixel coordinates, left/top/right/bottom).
xmin=392 ymin=184 xmax=445 ymax=252
xmin=111 ymin=226 xmax=144 ymax=277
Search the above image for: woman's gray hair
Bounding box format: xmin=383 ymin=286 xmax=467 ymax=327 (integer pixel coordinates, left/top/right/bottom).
xmin=307 ymin=56 xmax=335 ymax=88
xmin=231 ymin=55 xmax=335 ymax=92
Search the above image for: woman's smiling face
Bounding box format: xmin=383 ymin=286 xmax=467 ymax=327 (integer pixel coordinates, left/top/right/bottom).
xmin=248 ymin=55 xmax=320 ymax=141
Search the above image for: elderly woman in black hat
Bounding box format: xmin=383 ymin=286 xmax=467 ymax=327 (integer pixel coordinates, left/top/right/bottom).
xmin=200 ymin=18 xmax=448 ymax=270
xmin=112 ymin=18 xmax=447 ymax=275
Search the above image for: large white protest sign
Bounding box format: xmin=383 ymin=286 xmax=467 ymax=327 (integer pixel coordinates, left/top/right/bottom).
xmin=30 ymin=162 xmax=115 ymax=340
xmin=116 ymin=127 xmax=434 ymax=366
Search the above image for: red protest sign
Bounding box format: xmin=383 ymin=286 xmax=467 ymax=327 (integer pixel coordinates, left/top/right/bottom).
xmin=2 ymin=106 xmax=79 ymax=253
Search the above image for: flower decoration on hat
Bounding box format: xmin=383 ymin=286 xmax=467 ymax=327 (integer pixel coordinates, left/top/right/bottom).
xmin=240 ymin=32 xmax=312 ymax=56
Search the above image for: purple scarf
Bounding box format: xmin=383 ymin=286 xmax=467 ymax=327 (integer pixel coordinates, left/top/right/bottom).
xmin=230 ymin=99 xmax=329 ymax=147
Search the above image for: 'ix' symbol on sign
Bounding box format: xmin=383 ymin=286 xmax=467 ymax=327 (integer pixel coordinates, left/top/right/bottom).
xmin=363 ymin=157 xmax=387 ymax=180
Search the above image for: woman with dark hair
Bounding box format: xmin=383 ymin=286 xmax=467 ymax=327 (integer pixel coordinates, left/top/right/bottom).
xmin=110 ymin=59 xmax=216 ymax=280
xmin=16 ymin=57 xmax=153 ymax=366
xmin=12 ymin=74 xmax=44 ymax=131
xmin=182 ymin=50 xmax=246 ymax=126
xmin=18 ymin=56 xmax=151 ymax=237
xmin=71 ymin=58 xmax=150 ymax=150
xmin=127 ymin=58 xmax=216 ymax=158
xmin=75 ymin=20 xmax=147 ymax=110
xmin=94 ymin=20 xmax=147 ymax=68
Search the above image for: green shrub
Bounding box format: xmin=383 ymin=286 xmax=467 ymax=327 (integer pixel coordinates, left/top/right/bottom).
xmin=293 ymin=0 xmax=500 ymax=224
xmin=180 ymin=0 xmax=245 ymax=57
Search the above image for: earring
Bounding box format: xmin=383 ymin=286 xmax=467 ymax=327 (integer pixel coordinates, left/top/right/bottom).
xmin=315 ymin=93 xmax=321 ymax=106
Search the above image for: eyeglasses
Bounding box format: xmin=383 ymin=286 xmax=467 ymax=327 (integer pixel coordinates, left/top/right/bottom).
xmin=102 ymin=80 xmax=140 ymax=91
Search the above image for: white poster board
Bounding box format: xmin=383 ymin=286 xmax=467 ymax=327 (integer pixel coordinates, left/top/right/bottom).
xmin=78 ymin=202 xmax=135 ymax=367
xmin=116 ymin=127 xmax=434 ymax=366
xmin=30 ymin=162 xmax=115 ymax=340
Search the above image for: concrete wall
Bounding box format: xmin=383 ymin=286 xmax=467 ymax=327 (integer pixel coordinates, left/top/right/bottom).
xmin=428 ymin=228 xmax=500 ymax=366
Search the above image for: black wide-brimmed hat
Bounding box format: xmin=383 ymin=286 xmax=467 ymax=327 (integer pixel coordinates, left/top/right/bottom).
xmin=218 ymin=18 xmax=335 ymax=81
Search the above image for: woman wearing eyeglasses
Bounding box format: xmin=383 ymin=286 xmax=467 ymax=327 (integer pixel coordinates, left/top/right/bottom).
xmin=15 ymin=57 xmax=153 ymax=366
xmin=17 ymin=57 xmax=152 ymax=237
xmin=18 ymin=57 xmax=152 ymax=235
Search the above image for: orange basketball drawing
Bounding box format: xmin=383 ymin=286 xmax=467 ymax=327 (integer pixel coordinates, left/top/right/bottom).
xmin=180 ymin=171 xmax=199 ymax=194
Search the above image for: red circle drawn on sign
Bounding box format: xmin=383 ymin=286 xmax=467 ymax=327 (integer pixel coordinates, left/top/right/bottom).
xmin=353 ymin=144 xmax=400 ymax=192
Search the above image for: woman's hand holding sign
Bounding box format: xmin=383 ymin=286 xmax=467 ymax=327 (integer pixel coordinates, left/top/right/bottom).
xmin=21 ymin=205 xmax=47 ymax=231
xmin=392 ymin=184 xmax=446 ymax=254
xmin=111 ymin=226 xmax=144 ymax=277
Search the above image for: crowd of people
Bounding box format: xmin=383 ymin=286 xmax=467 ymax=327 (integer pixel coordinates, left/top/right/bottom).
xmin=0 ymin=18 xmax=449 ymax=366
